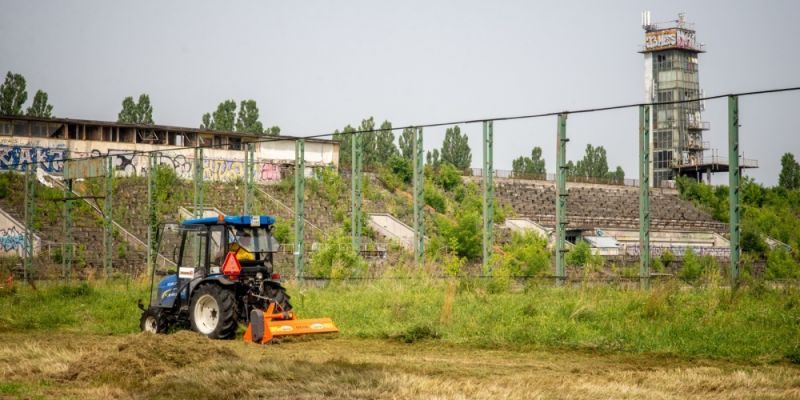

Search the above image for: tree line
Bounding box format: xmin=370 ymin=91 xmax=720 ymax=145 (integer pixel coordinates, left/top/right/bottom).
xmin=0 ymin=71 xmax=54 ymax=117
xmin=1 ymin=70 xmax=281 ymax=137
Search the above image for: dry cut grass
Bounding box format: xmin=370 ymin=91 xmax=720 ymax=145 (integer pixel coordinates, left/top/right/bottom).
xmin=0 ymin=332 xmax=798 ymax=399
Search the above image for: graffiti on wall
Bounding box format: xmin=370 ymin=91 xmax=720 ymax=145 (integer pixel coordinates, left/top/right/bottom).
xmin=0 ymin=145 xmax=66 ymax=172
xmin=0 ymin=226 xmax=26 ymax=253
xmin=0 ymin=144 xmax=285 ymax=183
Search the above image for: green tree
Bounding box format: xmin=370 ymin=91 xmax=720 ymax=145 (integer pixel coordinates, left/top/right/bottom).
xmin=426 ymin=149 xmax=440 ymax=168
xmin=573 ymin=144 xmax=624 ymax=181
xmin=265 ymin=126 xmax=281 ymax=136
xmin=440 ymin=125 xmax=471 ymax=170
xmin=0 ymin=71 xmax=27 ymax=116
xmin=136 ymin=94 xmax=153 ymax=124
xmin=607 ymin=166 xmax=625 ymax=183
xmin=512 ymin=146 xmax=546 ymax=177
xmin=200 ymin=113 xmax=214 ymax=130
xmin=574 ymin=144 xmax=609 ymax=178
xmin=358 ymin=117 xmax=377 ymax=167
xmin=399 ymin=127 xmax=415 ymax=159
xmin=373 ymin=120 xmax=398 ymax=164
xmin=117 ymin=94 xmax=154 ymax=124
xmin=332 ymin=124 xmax=356 ymax=166
xmin=779 ymin=153 xmax=800 ymax=190
xmin=235 ymin=99 xmax=264 ymax=134
xmin=26 ymin=90 xmax=53 ymax=117
xmin=200 ymin=100 xmax=237 ymax=131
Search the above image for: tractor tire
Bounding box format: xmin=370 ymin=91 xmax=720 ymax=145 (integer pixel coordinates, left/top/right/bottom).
xmin=264 ymin=282 xmax=293 ymax=313
xmin=140 ymin=307 xmax=168 ymax=334
xmin=189 ymin=284 xmax=238 ymax=340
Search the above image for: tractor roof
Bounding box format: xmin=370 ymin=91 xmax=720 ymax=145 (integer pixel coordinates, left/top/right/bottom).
xmin=182 ymin=215 xmax=276 ymax=226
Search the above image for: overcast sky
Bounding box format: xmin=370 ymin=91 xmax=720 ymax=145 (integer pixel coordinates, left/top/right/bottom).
xmin=1 ymin=0 xmax=798 ymax=185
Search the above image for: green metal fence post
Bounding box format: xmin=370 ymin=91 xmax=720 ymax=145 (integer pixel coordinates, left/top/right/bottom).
xmin=728 ymin=96 xmax=741 ymax=287
xmin=62 ymin=149 xmax=73 ymax=281
xmin=639 ymin=105 xmax=651 ymax=289
xmin=294 ymin=139 xmax=305 ymax=281
xmin=413 ymin=127 xmax=425 ymax=267
xmin=104 ymin=155 xmax=114 ymax=276
xmin=146 ymin=153 xmax=158 ymax=274
xmin=244 ymin=143 xmax=255 ymax=215
xmin=351 ymin=129 xmax=363 ymax=253
xmin=555 ymin=113 xmax=568 ymax=286
xmin=482 ymin=121 xmax=494 ymax=274
xmin=193 ymin=147 xmax=204 ymax=218
xmin=23 ymin=160 xmax=36 ymax=283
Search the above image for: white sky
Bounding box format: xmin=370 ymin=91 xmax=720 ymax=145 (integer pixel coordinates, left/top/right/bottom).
xmin=1 ymin=0 xmax=798 ymax=185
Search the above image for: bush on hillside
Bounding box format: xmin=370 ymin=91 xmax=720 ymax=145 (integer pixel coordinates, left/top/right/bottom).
xmin=307 ymin=230 xmax=367 ymax=279
xmin=566 ymin=240 xmax=602 ymax=269
xmin=424 ymin=183 xmax=446 ymax=213
xmin=434 ymin=163 xmax=462 ymax=191
xmin=495 ymin=231 xmax=550 ymax=277
xmin=766 ymin=248 xmax=800 ymax=279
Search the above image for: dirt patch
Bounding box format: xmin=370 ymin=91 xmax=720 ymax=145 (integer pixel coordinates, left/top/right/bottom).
xmin=59 ymin=331 xmax=238 ymax=388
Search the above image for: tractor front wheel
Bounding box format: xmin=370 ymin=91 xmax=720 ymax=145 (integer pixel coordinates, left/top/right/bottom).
xmin=140 ymin=307 xmax=168 ymax=334
xmin=189 ymin=284 xmax=238 ymax=339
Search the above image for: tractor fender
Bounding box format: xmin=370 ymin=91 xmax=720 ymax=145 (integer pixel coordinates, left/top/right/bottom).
xmin=191 ymin=275 xmax=237 ymax=291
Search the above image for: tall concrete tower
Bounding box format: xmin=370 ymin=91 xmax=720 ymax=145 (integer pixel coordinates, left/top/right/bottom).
xmin=641 ymin=12 xmax=706 ymax=186
xmin=641 ymin=12 xmax=757 ymax=186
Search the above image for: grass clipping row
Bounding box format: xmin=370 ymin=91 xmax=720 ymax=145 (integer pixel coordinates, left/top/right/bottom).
xmin=60 ymin=331 xmax=237 ymax=388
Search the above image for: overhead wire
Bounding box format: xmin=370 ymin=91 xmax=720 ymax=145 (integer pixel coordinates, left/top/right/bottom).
xmin=4 ymin=85 xmax=800 ymax=170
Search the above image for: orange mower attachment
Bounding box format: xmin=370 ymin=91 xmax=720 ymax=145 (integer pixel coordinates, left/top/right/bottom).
xmin=243 ymin=302 xmax=338 ymax=344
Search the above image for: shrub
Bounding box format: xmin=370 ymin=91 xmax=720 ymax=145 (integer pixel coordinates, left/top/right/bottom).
xmin=442 ymin=237 xmax=465 ymax=277
xmin=566 ymin=240 xmax=602 ymax=268
xmin=434 ymin=163 xmax=462 ymax=191
xmin=766 ymin=248 xmax=800 ymax=279
xmin=271 ymin=219 xmax=292 ymax=244
xmin=679 ymin=248 xmax=701 ymax=282
xmin=498 ymin=231 xmax=550 ymax=277
xmin=438 ymin=211 xmax=481 ymax=260
xmin=424 ymin=183 xmax=447 ymax=213
xmin=678 ymin=248 xmax=720 ymax=284
xmin=660 ymin=250 xmax=675 ymax=270
xmin=307 ymin=230 xmax=367 ymax=279
xmin=387 ymin=156 xmax=412 ymax=184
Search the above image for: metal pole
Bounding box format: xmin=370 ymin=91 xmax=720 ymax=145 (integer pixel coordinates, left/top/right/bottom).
xmin=146 ymin=153 xmax=158 ymax=274
xmin=62 ymin=149 xmax=73 ymax=281
xmin=294 ymin=139 xmax=305 ymax=280
xmin=104 ymin=155 xmax=114 ymax=276
xmin=413 ymin=127 xmax=425 ymax=267
xmin=244 ymin=143 xmax=255 ymax=215
xmin=351 ymin=129 xmax=363 ymax=253
xmin=482 ymin=121 xmax=494 ymax=274
xmin=639 ymin=105 xmax=651 ymax=289
xmin=23 ymin=160 xmax=36 ymax=283
xmin=193 ymin=147 xmax=204 ymax=218
xmin=728 ymin=96 xmax=741 ymax=287
xmin=555 ymin=113 xmax=568 ymax=285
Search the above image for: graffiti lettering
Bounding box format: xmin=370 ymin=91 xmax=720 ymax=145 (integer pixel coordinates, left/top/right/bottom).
xmin=0 ymin=146 xmax=66 ymax=172
xmin=0 ymin=226 xmax=26 ymax=252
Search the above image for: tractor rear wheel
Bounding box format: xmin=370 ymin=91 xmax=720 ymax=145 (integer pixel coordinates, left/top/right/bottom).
xmin=189 ymin=284 xmax=238 ymax=339
xmin=264 ymin=282 xmax=292 ymax=313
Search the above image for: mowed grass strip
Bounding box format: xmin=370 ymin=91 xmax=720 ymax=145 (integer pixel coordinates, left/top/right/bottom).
xmin=0 ymin=333 xmax=798 ymax=400
xmin=1 ymin=278 xmax=799 ymax=362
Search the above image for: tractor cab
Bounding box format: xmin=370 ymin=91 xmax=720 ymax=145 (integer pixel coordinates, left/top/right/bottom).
xmin=180 ymin=215 xmax=280 ymax=281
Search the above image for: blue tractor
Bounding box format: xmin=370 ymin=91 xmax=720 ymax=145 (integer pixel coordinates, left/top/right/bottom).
xmin=139 ymin=215 xmax=298 ymax=340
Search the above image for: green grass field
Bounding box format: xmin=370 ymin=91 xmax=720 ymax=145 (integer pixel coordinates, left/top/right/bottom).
xmin=2 ymin=278 xmax=799 ymax=362
xmin=1 ymin=279 xmax=799 ymax=399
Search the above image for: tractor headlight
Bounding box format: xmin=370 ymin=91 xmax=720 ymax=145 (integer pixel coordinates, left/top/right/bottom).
xmin=256 ymin=272 xmax=264 ymax=280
